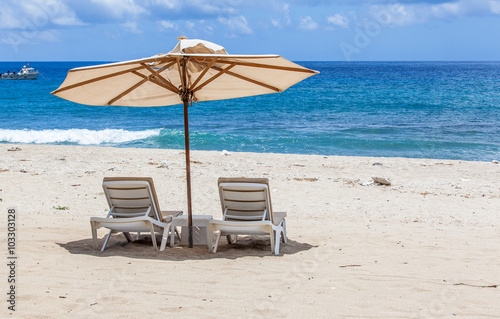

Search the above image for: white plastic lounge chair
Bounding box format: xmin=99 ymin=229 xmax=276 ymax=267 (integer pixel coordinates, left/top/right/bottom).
xmin=208 ymin=178 xmax=287 ymax=255
xmin=90 ymin=177 xmax=182 ymax=251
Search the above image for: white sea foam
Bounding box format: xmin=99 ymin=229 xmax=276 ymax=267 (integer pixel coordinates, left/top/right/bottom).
xmin=0 ymin=129 xmax=160 ymax=145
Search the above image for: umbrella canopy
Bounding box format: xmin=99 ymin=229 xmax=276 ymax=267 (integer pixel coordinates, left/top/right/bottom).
xmin=51 ymin=36 xmax=318 ymax=247
xmin=52 ymin=37 xmax=317 ymax=106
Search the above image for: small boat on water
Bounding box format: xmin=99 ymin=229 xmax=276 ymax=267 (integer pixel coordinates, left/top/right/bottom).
xmin=1 ymin=65 xmax=39 ymax=80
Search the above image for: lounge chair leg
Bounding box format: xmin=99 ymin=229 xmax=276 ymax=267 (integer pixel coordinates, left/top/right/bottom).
xmin=160 ymin=226 xmax=168 ymax=251
xmin=226 ymin=235 xmax=237 ymax=244
xmin=207 ymin=228 xmax=213 ymax=252
xmin=91 ymin=222 xmax=98 ymax=250
xmin=275 ymin=230 xmax=280 ymax=255
xmin=123 ymin=232 xmax=133 ymax=242
xmin=101 ymin=230 xmax=113 ymax=252
xmin=150 ymin=224 xmax=158 ymax=251
xmin=170 ymin=225 xmax=176 ymax=247
xmin=281 ymin=219 xmax=287 ymax=243
xmin=269 ymin=230 xmax=275 ymax=254
xmin=214 ymin=231 xmax=222 ymax=253
xmin=136 ymin=232 xmax=141 ymax=240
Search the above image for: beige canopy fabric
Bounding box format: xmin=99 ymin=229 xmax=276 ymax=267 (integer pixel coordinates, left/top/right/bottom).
xmin=51 ymin=36 xmax=318 ymax=248
xmin=51 ymin=38 xmax=318 ymax=107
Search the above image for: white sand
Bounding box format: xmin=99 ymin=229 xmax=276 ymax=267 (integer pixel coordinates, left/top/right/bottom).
xmin=1 ymin=143 xmax=499 ymax=318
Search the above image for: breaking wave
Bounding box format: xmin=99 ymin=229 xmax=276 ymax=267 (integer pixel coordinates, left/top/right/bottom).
xmin=0 ymin=128 xmax=161 ymax=145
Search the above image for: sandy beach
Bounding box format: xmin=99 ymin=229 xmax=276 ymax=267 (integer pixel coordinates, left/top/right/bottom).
xmin=1 ymin=143 xmax=499 ymax=318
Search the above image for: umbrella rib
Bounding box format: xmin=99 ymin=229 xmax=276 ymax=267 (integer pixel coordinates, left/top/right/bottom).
xmin=67 ymin=56 xmax=174 ymax=71
xmin=107 ymin=69 xmax=179 ymax=103
xmin=141 ymin=62 xmax=172 ymax=75
xmin=51 ymin=66 xmax=145 ymax=94
xmin=216 ymin=59 xmax=318 ymax=74
xmin=176 ymin=58 xmax=185 ymax=91
xmin=148 ymin=77 xmax=180 ymax=95
xmin=191 ymin=62 xmax=237 ymax=93
xmin=132 ymin=70 xmax=148 ymax=80
xmin=140 ymin=62 xmax=179 ymax=94
xmin=189 ymin=58 xmax=217 ymax=90
xmin=211 ymin=65 xmax=281 ymax=92
xmin=107 ymin=77 xmax=148 ymax=105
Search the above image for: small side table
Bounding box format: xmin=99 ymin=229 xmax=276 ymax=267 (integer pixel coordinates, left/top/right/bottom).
xmin=170 ymin=215 xmax=213 ymax=247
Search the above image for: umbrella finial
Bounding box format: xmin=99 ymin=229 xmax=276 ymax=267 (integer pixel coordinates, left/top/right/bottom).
xmin=177 ymin=35 xmax=188 ymax=40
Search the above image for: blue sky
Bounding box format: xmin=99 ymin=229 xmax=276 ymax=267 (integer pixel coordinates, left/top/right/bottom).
xmin=1 ymin=0 xmax=499 ymax=61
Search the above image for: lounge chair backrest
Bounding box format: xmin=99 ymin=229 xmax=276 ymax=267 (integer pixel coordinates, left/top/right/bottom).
xmin=102 ymin=177 xmax=162 ymax=222
xmin=218 ymin=178 xmax=273 ymax=222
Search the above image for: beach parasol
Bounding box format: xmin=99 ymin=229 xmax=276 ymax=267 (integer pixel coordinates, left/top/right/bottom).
xmin=51 ymin=36 xmax=318 ymax=247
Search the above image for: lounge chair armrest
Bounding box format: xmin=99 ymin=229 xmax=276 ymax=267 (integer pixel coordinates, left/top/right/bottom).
xmin=148 ymin=217 xmax=170 ymax=228
xmin=160 ymin=210 xmax=183 ymax=222
xmin=272 ymin=211 xmax=287 ymax=226
xmin=209 ymin=220 xmax=272 ymax=228
xmin=91 ymin=216 xmax=167 ymax=225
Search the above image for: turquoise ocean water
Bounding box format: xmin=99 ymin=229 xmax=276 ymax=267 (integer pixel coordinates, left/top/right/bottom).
xmin=0 ymin=61 xmax=499 ymax=161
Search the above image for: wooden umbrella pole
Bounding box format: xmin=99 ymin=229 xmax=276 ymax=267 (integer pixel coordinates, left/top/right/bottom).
xmin=183 ymin=99 xmax=193 ymax=248
xmin=181 ymin=57 xmax=194 ymax=248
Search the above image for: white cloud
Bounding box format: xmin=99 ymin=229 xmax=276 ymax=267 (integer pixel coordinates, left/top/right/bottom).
xmin=198 ymin=19 xmax=215 ymax=34
xmin=186 ymin=21 xmax=196 ymax=30
xmin=197 ymin=1 xmax=238 ymax=15
xmin=36 ymin=29 xmax=60 ymax=42
xmin=0 ymin=7 xmax=23 ymax=29
xmin=158 ymin=20 xmax=178 ymax=31
xmin=432 ymin=2 xmax=463 ymax=18
xmin=52 ymin=16 xmax=85 ymax=26
xmin=149 ymin=0 xmax=181 ymax=10
xmin=182 ymin=19 xmax=215 ymax=37
xmin=51 ymin=6 xmax=86 ymax=27
xmin=1 ymin=29 xmax=59 ymax=54
xmin=269 ymin=2 xmax=290 ymax=28
xmin=368 ymin=4 xmax=425 ymax=27
xmin=299 ymin=16 xmax=318 ymax=30
xmin=89 ymin=0 xmax=147 ymax=19
xmin=0 ymin=0 xmax=85 ymax=29
xmin=327 ymin=12 xmax=350 ymax=29
xmin=218 ymin=15 xmax=253 ymax=36
xmin=270 ymin=1 xmax=291 ymax=26
xmin=369 ymin=0 xmax=500 ymax=27
xmin=148 ymin=0 xmax=237 ymax=17
xmin=205 ymin=25 xmax=214 ymax=34
xmin=283 ymin=3 xmax=292 ymax=25
xmin=271 ymin=18 xmax=282 ymax=28
xmin=492 ymin=1 xmax=500 ymax=14
xmin=120 ymin=21 xmax=142 ymax=34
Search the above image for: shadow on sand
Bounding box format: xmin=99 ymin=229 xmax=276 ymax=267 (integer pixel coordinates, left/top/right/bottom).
xmin=57 ymin=234 xmax=316 ymax=261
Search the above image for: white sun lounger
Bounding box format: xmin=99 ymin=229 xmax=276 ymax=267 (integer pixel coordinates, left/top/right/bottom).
xmin=90 ymin=177 xmax=182 ymax=251
xmin=208 ymin=177 xmax=287 ymax=255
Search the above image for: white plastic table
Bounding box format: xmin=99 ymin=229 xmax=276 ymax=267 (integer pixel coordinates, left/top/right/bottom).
xmin=170 ymin=215 xmax=213 ymax=247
